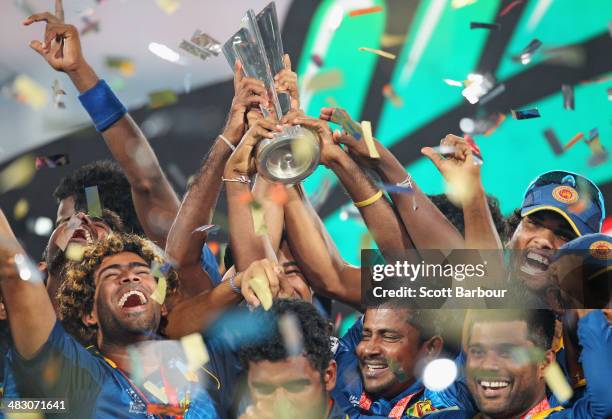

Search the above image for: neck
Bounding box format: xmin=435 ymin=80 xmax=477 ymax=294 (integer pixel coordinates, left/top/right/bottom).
xmin=98 ymin=334 xmax=157 ymax=376
xmin=480 ymin=394 xmax=548 ymax=419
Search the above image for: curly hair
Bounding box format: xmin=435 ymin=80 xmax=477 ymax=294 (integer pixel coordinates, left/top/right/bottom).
xmin=53 ymin=160 xmax=144 ymax=236
xmin=238 ymin=299 xmax=332 ymax=375
xmin=429 ymin=193 xmax=509 ymax=242
xmin=505 ymin=208 xmax=522 ymax=240
xmin=58 ymin=233 xmax=178 ymax=347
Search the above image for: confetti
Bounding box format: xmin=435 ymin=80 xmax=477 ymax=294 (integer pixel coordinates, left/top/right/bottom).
xmin=444 ymin=79 xmax=464 ymax=87
xmin=378 ymin=183 xmax=414 ymax=194
xmin=511 ymin=39 xmax=542 ymax=65
xmin=155 ymin=0 xmax=179 ymax=14
xmin=382 ymin=84 xmax=403 ymax=107
xmin=380 ymin=33 xmax=406 ymax=48
xmin=361 ymin=121 xmax=379 ymax=159
xmin=105 ymin=56 xmax=135 ymax=77
xmin=562 ymin=84 xmax=574 ymax=110
xmin=54 ymin=215 xmax=82 ymax=251
xmin=544 ymin=362 xmax=573 ymax=403
xmin=150 ymin=276 xmax=167 ymax=305
xmin=0 ymin=154 xmax=36 ymax=194
xmin=462 ymin=73 xmax=494 ymax=104
xmin=65 ymin=242 xmax=85 ymax=262
xmin=13 ymin=198 xmax=29 ymax=220
xmin=192 ymin=224 xmax=220 ymax=234
xmin=13 ymin=0 xmax=36 ymax=16
xmin=358 ymin=47 xmax=396 ymax=60
xmin=510 ymin=346 xmax=545 ymax=366
xmin=331 ymin=108 xmax=362 ymax=140
xmin=563 ymin=132 xmax=584 ymax=150
xmin=148 ymin=90 xmax=178 ymax=109
xmin=543 ymin=45 xmax=586 ymax=68
xmin=13 ymin=75 xmax=48 ymax=109
xmin=608 ymin=87 xmax=612 ymax=101
xmin=35 ymin=154 xmax=69 ymax=170
xmin=511 ymin=108 xmax=540 ymax=120
xmin=470 ymin=22 xmax=501 ymax=30
xmin=250 ymin=275 xmax=273 ymax=310
xmin=499 ymin=0 xmax=524 ymax=16
xmin=483 ymin=113 xmax=506 ymax=136
xmin=179 ymin=31 xmax=221 ymax=61
xmin=309 ymin=178 xmax=332 ymax=210
xmin=311 ymin=54 xmax=323 ymax=67
xmin=543 ymin=129 xmax=564 ymax=156
xmin=250 ymin=201 xmax=267 ymax=236
xmin=279 ymin=313 xmax=303 ymax=356
xmin=465 ymin=135 xmax=484 ymax=165
xmin=588 ymin=150 xmax=609 ymax=167
xmin=180 ymin=333 xmax=209 ymax=371
xmin=13 ymin=253 xmax=43 ymax=282
xmin=143 ymin=381 xmax=169 ymax=404
xmin=431 ymin=145 xmax=458 ymax=155
xmin=304 ymin=69 xmax=343 ymax=92
xmin=451 ymin=0 xmax=476 ymax=8
xmin=85 ymin=186 xmax=103 ymax=218
xmin=80 ymin=15 xmax=100 ymax=36
xmin=52 ymin=79 xmax=66 ymax=109
xmin=479 ymin=83 xmax=505 ymax=105
xmin=147 ymin=404 xmax=185 ymax=416
xmin=348 ymin=5 xmax=383 ymax=17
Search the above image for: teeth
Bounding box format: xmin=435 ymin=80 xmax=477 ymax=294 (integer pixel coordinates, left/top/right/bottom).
xmin=118 ymin=290 xmax=147 ymax=308
xmin=366 ymin=364 xmax=386 ymax=370
xmin=479 ymin=380 xmax=509 ymax=389
xmin=527 ymin=252 xmax=549 ymax=265
xmin=84 ymin=230 xmax=92 ymax=243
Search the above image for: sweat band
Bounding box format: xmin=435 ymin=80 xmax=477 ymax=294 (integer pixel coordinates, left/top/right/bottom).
xmin=78 ymin=80 xmax=127 ymax=132
xmin=354 ymin=190 xmax=383 ymax=208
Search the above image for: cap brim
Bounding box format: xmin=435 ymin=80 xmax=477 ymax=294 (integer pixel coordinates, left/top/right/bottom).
xmin=521 ymin=205 xmax=587 ymax=238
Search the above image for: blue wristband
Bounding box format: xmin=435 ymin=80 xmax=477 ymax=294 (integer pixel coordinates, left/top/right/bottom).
xmin=78 ymin=80 xmax=127 ymax=132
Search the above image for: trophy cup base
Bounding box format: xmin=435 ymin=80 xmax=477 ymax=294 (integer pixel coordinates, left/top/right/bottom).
xmin=257 ymin=125 xmax=320 ymax=184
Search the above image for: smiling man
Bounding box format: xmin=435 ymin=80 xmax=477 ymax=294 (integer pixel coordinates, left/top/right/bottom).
xmin=506 ymin=171 xmax=605 ymax=297
xmin=1 ymin=233 xmax=219 ymax=418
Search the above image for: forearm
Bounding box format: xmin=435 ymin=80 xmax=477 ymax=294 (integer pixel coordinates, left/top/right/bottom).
xmin=68 ymin=64 xmax=180 ymax=246
xmin=165 ymin=277 xmax=242 ymax=339
xmin=328 ymin=153 xmax=413 ymax=255
xmin=374 ymin=142 xmax=465 ymax=249
xmin=165 ymin=138 xmax=232 ymax=295
xmin=463 ymin=185 xmax=502 ymax=249
xmin=252 ymin=176 xmax=284 ymax=253
xmin=227 ymin=182 xmax=266 ymax=271
xmin=284 ymin=187 xmax=361 ymax=307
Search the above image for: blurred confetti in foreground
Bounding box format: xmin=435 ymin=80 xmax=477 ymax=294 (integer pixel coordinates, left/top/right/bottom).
xmin=544 ymin=362 xmax=573 ymax=403
xmin=423 ymin=358 xmax=458 ymax=391
xmin=279 ymin=313 xmax=303 ymax=356
xmin=358 ymin=47 xmax=396 ymax=60
xmin=105 ymin=56 xmax=136 ymax=77
xmin=52 ymin=79 xmax=66 ymax=109
xmin=462 ymin=73 xmax=494 ymax=104
xmin=180 ymin=333 xmax=209 ymax=371
xmin=13 ymin=198 xmax=29 ymax=220
xmin=155 ymin=0 xmax=179 ymax=14
xmin=13 ymin=75 xmax=48 ymax=109
xmin=585 ymin=128 xmax=609 ymax=167
xmin=0 ymin=154 xmax=36 ymax=194
xmin=511 ymin=39 xmax=542 ymax=65
xmin=511 ymin=108 xmax=540 ymax=120
xmin=148 ymin=90 xmax=178 ymax=109
xmin=13 ymin=253 xmax=44 ymax=282
xmin=85 ymin=185 xmax=103 ymax=218
xmin=65 ymin=242 xmax=85 ymax=262
xmin=303 ymin=69 xmax=343 ymax=92
xmin=35 ymin=154 xmax=69 ymax=170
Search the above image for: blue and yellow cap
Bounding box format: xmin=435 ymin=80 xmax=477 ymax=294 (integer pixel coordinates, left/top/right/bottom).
xmin=521 ymin=170 xmax=605 ymax=237
xmin=553 ymin=233 xmax=612 ymax=281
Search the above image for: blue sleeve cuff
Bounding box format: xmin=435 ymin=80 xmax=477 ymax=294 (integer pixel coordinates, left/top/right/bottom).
xmin=78 ymin=80 xmax=127 ymax=132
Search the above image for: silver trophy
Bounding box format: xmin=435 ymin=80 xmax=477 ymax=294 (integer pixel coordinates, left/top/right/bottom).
xmin=223 ymin=2 xmax=319 ymax=184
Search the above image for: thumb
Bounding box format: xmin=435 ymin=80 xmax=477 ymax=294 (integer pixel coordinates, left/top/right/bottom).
xmin=29 ymin=40 xmax=45 ymax=56
xmin=283 ymin=54 xmax=292 ymax=70
xmin=421 ymin=147 xmax=445 ymax=172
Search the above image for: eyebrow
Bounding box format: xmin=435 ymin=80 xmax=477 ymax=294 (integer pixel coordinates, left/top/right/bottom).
xmin=98 ymin=262 xmax=150 ymax=278
xmin=252 ymin=378 xmax=311 ymax=387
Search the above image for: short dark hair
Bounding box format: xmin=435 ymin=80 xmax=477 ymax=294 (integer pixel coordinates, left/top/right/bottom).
xmin=467 ymin=309 xmax=556 ymax=350
xmin=373 ymin=300 xmax=442 ymax=343
xmin=506 ymin=208 xmax=522 ymax=240
xmin=238 ymin=299 xmax=332 ymax=375
xmin=429 ymin=194 xmax=508 ymax=242
xmin=53 ymin=160 xmax=144 ymax=235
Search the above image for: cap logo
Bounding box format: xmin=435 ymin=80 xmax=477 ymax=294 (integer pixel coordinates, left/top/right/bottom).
xmin=589 ymin=240 xmax=611 ymax=260
xmin=552 ymin=186 xmax=579 ymax=204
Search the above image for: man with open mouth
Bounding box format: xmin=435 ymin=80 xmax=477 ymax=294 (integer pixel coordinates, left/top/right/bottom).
xmin=505 ymin=171 xmax=605 ymax=301
xmin=1 ymin=233 xmax=219 ymax=418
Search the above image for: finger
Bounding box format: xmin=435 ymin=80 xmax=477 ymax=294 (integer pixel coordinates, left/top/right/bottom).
xmin=233 ymin=60 xmax=244 ymax=90
xmin=239 ymin=94 xmax=269 ymax=108
xmin=283 ymin=53 xmax=292 ymax=70
xmin=23 ymin=12 xmax=60 ymax=25
xmin=260 ymin=261 xmax=280 ymax=297
xmin=55 ymin=0 xmax=65 ymax=22
xmin=242 ymin=284 xmax=261 ymax=307
xmin=421 ymin=147 xmax=445 ymax=172
xmin=29 ymin=40 xmax=45 ymax=56
xmin=319 ymin=107 xmax=335 ymax=121
xmin=239 ymin=78 xmax=267 ymax=97
xmin=255 ymin=118 xmax=283 ymax=133
xmin=44 ymin=30 xmax=57 ymax=52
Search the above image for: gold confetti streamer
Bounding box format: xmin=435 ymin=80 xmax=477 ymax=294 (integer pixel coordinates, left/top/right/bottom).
xmin=361 ymin=121 xmax=379 ymax=158
xmin=358 ymin=47 xmax=396 ymax=60
xmin=13 ymin=75 xmax=49 ymax=109
xmin=250 ymin=201 xmax=267 ymax=236
xmin=544 ymin=362 xmax=573 ymax=403
xmin=250 ymin=275 xmax=273 ymax=310
xmin=155 ymin=0 xmax=179 ymax=14
xmin=180 ymin=333 xmax=209 ymax=371
xmin=304 ymin=69 xmax=343 ymax=92
xmin=0 ymin=155 xmax=36 ymax=194
xmin=13 ymin=198 xmax=29 ymax=220
xmin=150 ymin=276 xmax=167 ymax=305
xmin=65 ymin=242 xmax=85 ymax=262
xmin=143 ymin=381 xmax=169 ymax=404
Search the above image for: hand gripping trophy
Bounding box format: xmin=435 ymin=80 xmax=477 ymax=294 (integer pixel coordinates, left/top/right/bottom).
xmin=223 ymin=2 xmax=320 ymax=184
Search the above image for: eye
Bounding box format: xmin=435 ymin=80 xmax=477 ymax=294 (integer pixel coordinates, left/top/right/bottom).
xmin=253 ymin=384 xmax=275 ymax=395
xmin=469 ymin=347 xmax=484 ymax=358
xmin=382 ymin=333 xmax=401 ymax=342
xmin=284 ymin=382 xmax=309 ymax=393
xmin=361 ymin=332 xmax=372 ymax=341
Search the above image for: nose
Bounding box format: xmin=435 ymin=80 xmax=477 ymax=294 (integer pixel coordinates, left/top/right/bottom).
xmin=530 ymin=230 xmax=555 ymax=250
xmin=359 ymin=337 xmax=382 ymax=358
xmin=119 ymin=270 xmax=141 ymax=284
xmin=480 ymin=350 xmax=501 ymax=371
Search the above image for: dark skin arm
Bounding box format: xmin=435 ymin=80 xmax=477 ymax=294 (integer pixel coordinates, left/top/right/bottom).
xmin=292 ymin=116 xmax=414 ymax=257
xmin=320 ymin=108 xmax=464 ymax=250
xmin=284 ymin=185 xmax=361 ymax=308
xmin=24 ymin=8 xmax=178 ymax=247
xmin=0 ymin=209 xmax=56 ymax=360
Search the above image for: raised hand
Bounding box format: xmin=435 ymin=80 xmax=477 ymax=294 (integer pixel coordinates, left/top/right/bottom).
xmin=274 ymin=54 xmax=299 ymax=110
xmin=223 ymin=61 xmax=271 ymax=144
xmin=224 ymin=117 xmax=282 ymax=178
xmin=291 ymin=115 xmax=344 ymax=167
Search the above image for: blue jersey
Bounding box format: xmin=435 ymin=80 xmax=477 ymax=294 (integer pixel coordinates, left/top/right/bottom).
xmin=9 ymin=321 xmax=219 ymax=419
xmin=332 ymin=317 xmax=475 ymax=418
xmin=201 ymin=244 xmax=222 ymax=287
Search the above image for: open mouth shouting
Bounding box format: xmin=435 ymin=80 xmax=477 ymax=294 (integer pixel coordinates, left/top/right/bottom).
xmin=117 ymin=288 xmax=148 ymax=312
xmin=70 ymin=227 xmax=94 ymax=245
xmin=520 ymin=250 xmax=551 ymax=276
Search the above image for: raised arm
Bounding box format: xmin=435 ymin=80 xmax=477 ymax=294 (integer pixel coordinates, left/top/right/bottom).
xmin=284 ymin=185 xmax=361 ymax=308
xmin=24 ymin=7 xmax=178 ymax=246
xmin=320 ymin=108 xmax=465 ymax=250
xmin=164 ymin=65 xmax=269 ymax=297
xmin=0 ymin=209 xmax=55 ymax=360
xmin=292 ymin=116 xmax=413 ymax=257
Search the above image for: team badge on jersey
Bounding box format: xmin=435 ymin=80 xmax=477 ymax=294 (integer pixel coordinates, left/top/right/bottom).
xmin=589 ymin=240 xmax=612 ymax=260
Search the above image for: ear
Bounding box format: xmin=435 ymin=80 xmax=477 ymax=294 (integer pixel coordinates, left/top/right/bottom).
xmin=323 ymin=359 xmax=337 ymax=392
xmin=537 ymin=349 xmax=555 ymax=380
xmin=161 ymin=303 xmax=169 ymax=317
xmin=81 ymin=308 xmax=98 ymax=327
xmin=422 ymin=336 xmax=444 ymax=359
xmin=0 ymin=301 xmax=7 ymax=321
xmin=544 ymin=286 xmax=564 ymax=317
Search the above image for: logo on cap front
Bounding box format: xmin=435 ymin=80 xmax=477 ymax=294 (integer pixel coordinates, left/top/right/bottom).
xmin=552 ymin=186 xmax=579 ymax=204
xmin=589 ymin=241 xmax=611 ymax=260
